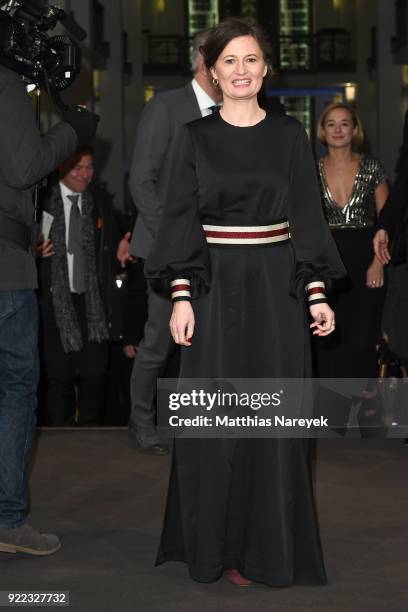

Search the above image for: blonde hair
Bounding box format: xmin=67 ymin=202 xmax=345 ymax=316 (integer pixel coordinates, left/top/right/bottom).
xmin=317 ymin=103 xmax=364 ymax=148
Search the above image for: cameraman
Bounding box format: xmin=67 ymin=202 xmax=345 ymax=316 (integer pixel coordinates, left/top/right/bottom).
xmin=0 ymin=60 xmax=98 ymax=553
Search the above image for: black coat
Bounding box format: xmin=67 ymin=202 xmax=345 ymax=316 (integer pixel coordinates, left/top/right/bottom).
xmin=0 ymin=66 xmax=77 ymax=290
xmin=129 ymin=82 xmax=202 ymax=259
xmin=379 ymin=110 xmax=408 ymax=265
xmin=378 ymin=169 xmax=408 ymax=265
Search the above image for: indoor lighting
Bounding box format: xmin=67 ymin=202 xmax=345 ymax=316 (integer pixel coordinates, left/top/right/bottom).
xmin=344 ymin=83 xmax=356 ymax=102
xmin=154 ymin=0 xmax=165 ymax=14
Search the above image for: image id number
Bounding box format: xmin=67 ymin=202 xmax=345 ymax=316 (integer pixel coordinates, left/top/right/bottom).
xmin=0 ymin=591 xmax=69 ymax=607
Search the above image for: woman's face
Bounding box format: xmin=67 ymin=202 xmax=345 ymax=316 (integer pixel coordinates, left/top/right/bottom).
xmin=322 ymin=108 xmax=357 ymax=149
xmin=210 ymin=35 xmax=267 ymax=102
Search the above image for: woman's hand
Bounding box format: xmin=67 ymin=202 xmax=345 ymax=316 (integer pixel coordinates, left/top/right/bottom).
xmin=170 ymin=300 xmax=195 ymax=346
xmin=310 ymin=303 xmax=336 ymax=336
xmin=366 ymin=257 xmax=384 ymax=288
xmin=373 ymin=229 xmax=391 ymax=265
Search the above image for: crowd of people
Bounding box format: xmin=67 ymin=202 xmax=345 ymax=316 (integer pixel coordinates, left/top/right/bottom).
xmin=34 ymin=54 xmax=406 ymax=438
xmin=1 ymin=14 xmax=407 ymax=589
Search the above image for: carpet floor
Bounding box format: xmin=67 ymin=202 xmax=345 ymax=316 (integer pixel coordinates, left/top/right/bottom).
xmin=1 ymin=431 xmax=407 ymax=612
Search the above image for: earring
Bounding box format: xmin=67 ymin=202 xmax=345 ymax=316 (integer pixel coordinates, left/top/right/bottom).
xmin=212 ymin=77 xmax=219 ymax=87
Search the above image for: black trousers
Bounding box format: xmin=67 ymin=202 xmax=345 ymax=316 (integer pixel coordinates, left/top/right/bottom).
xmin=40 ymin=293 xmax=109 ymax=426
xmin=104 ymin=342 xmax=134 ymax=426
xmin=129 ymin=284 xmax=178 ymax=437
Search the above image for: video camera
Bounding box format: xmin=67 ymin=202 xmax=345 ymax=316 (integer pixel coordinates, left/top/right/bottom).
xmin=0 ymin=0 xmax=87 ymax=110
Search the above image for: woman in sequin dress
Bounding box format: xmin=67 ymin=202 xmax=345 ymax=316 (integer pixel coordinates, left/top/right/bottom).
xmin=315 ymin=103 xmax=389 ymax=379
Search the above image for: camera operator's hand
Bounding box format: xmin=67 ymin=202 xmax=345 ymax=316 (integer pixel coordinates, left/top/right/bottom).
xmin=62 ymin=108 xmax=100 ymax=148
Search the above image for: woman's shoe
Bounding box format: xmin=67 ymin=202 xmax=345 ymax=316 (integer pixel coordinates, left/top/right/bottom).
xmin=225 ymin=569 xmax=253 ymax=587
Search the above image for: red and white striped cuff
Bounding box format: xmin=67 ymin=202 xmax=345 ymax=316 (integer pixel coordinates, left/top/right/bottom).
xmin=170 ymin=278 xmax=191 ymax=302
xmin=305 ymin=281 xmax=327 ymax=305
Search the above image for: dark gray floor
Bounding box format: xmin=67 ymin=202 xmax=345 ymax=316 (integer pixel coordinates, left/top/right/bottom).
xmin=1 ymin=431 xmax=407 ymax=612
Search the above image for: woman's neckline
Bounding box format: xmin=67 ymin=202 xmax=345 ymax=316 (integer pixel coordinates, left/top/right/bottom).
xmin=319 ymin=155 xmax=364 ymax=210
xmin=217 ymin=110 xmax=268 ymax=128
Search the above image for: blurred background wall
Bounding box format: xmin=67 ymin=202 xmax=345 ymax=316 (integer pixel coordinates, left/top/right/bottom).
xmin=48 ymin=0 xmax=408 ymax=204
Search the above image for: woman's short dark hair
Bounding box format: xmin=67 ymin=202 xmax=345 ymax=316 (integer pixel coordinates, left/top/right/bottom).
xmin=201 ymin=18 xmax=273 ymax=72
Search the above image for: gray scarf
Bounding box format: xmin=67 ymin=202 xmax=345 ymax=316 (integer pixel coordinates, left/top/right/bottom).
xmin=49 ymin=185 xmax=109 ymax=353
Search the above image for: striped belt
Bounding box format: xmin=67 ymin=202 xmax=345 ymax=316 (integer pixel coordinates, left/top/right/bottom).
xmin=203 ymin=221 xmax=290 ymax=245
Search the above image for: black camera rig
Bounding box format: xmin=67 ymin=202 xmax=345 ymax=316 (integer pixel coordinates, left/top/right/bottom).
xmin=0 ymin=0 xmax=87 ymax=110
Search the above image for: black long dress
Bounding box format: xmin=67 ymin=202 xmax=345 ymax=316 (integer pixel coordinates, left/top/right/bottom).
xmin=315 ymin=156 xmax=387 ymax=379
xmin=146 ymin=112 xmax=345 ymax=586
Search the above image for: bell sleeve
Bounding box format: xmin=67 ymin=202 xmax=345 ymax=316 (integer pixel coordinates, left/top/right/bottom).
xmin=144 ymin=124 xmax=211 ymax=302
xmin=288 ymin=125 xmax=346 ymax=305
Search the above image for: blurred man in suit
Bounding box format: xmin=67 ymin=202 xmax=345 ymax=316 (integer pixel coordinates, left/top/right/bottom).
xmin=38 ymin=147 xmax=124 ymax=426
xmin=124 ymin=32 xmax=221 ymax=454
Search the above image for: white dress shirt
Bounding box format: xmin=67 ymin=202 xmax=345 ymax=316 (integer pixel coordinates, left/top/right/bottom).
xmin=59 ymin=181 xmax=83 ymax=293
xmin=191 ymin=78 xmax=219 ymax=117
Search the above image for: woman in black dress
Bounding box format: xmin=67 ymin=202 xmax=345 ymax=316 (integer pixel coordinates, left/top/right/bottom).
xmin=146 ymin=18 xmax=345 ymax=587
xmin=315 ymin=103 xmax=389 ymax=380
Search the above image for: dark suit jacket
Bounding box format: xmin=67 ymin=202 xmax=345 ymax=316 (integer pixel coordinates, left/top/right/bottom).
xmin=39 ymin=183 xmax=123 ymax=341
xmin=378 ymin=110 xmax=408 ymax=264
xmin=0 ymin=65 xmax=77 ymax=290
xmin=378 ymin=172 xmax=408 ymax=264
xmin=129 ymin=82 xmax=202 ymax=259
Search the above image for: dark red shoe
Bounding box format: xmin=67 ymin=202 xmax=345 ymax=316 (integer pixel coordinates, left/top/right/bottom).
xmin=225 ymin=569 xmax=253 ymax=587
